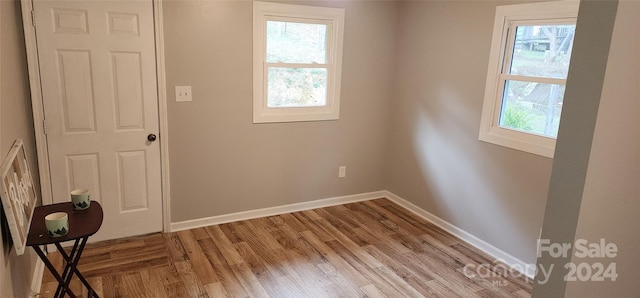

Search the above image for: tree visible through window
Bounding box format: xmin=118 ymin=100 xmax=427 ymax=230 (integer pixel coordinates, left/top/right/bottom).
xmin=479 ymin=1 xmax=578 ymax=158
xmin=499 ymin=24 xmax=575 ymax=138
xmin=253 ymin=2 xmax=344 ymax=123
xmin=266 ymin=21 xmax=328 ymax=108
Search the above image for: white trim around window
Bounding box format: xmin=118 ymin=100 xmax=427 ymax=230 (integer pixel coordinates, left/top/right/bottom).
xmin=253 ymin=1 xmax=345 ymax=123
xmin=478 ymin=1 xmax=579 ymax=158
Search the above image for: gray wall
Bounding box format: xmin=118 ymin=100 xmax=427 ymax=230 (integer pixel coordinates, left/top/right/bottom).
xmin=389 ymin=0 xmax=553 ymax=264
xmin=163 ymin=0 xmax=398 ymax=222
xmin=533 ymin=0 xmax=619 ymax=295
xmin=567 ymin=2 xmax=640 ymax=295
xmin=536 ymin=0 xmax=640 ymax=296
xmin=0 ymin=0 xmax=41 ymax=296
xmin=4 ymin=0 xmax=637 ymax=295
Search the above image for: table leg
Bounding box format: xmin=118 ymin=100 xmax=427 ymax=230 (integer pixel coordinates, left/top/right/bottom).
xmin=54 ymin=238 xmax=98 ymax=297
xmin=54 ymin=240 xmax=80 ymax=297
xmin=32 ymin=245 xmax=77 ymax=298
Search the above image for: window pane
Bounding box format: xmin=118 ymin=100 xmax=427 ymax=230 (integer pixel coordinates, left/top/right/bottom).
xmin=499 ymin=80 xmax=565 ymax=138
xmin=509 ymin=25 xmax=575 ymax=79
xmin=267 ymin=67 xmax=327 ymax=107
xmin=266 ymin=21 xmax=327 ymax=64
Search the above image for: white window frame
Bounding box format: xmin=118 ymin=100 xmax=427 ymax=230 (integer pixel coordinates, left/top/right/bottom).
xmin=253 ymin=1 xmax=345 ymax=123
xmin=479 ymin=1 xmax=579 ymax=158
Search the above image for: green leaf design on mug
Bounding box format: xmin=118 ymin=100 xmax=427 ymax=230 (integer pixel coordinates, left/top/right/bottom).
xmin=76 ymin=201 xmax=88 ymax=208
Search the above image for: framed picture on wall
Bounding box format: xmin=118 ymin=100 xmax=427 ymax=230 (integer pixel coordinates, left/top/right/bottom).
xmin=0 ymin=139 xmax=37 ymax=255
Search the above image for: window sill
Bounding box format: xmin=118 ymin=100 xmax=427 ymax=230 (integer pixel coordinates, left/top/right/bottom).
xmin=479 ymin=126 xmax=555 ymax=158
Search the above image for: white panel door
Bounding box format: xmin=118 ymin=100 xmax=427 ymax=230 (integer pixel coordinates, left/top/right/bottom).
xmin=34 ymin=0 xmax=162 ymax=241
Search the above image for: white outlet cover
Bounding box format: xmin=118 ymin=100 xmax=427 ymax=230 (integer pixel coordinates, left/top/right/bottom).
xmin=175 ymin=86 xmax=192 ymax=102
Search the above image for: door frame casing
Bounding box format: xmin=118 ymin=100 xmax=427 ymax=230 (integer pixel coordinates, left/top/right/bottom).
xmin=20 ymin=0 xmax=172 ymax=232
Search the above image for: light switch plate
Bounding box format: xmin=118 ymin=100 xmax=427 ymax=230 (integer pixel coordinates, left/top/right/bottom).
xmin=338 ymin=166 xmax=346 ymax=178
xmin=175 ymin=86 xmax=192 ymax=102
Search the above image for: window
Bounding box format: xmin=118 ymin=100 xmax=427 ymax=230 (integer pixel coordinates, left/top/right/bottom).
xmin=253 ymin=1 xmax=345 ymax=123
xmin=479 ymin=1 xmax=578 ymax=158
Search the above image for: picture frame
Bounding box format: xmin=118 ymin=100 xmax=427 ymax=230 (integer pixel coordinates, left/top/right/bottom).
xmin=0 ymin=139 xmax=37 ymax=255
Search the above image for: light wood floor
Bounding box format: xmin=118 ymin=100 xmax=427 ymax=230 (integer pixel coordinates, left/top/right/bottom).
xmin=39 ymin=198 xmax=532 ymax=297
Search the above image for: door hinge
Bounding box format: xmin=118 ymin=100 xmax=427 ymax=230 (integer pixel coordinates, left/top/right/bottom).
xmin=31 ymin=10 xmax=36 ymax=27
xmin=43 ymin=120 xmax=47 ymax=135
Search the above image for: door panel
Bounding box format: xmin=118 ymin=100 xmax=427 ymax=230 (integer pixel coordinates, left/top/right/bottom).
xmin=57 ymin=50 xmax=97 ymax=133
xmin=35 ymin=0 xmax=162 ymax=241
xmin=108 ymin=12 xmax=140 ymax=35
xmin=117 ymin=150 xmax=149 ymax=212
xmin=112 ymin=52 xmax=145 ymax=130
xmin=53 ymin=8 xmax=89 ymax=34
xmin=66 ymin=153 xmax=102 ymax=205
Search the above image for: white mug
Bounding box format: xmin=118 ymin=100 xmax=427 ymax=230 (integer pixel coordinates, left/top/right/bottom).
xmin=71 ymin=189 xmax=91 ymax=210
xmin=45 ymin=212 xmax=68 ymax=237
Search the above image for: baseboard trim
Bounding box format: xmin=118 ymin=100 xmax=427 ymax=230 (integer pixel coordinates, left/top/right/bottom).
xmin=169 ymin=189 xmax=533 ymax=279
xmin=30 ymin=252 xmax=45 ymax=297
xmin=170 ymin=191 xmax=387 ymax=232
xmin=382 ymin=190 xmax=535 ymax=279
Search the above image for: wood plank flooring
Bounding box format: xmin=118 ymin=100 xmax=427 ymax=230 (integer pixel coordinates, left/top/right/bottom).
xmin=38 ymin=198 xmax=532 ymax=297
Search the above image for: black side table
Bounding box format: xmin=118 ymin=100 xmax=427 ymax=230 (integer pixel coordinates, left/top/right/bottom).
xmin=27 ymin=202 xmax=103 ymax=298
